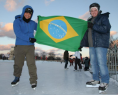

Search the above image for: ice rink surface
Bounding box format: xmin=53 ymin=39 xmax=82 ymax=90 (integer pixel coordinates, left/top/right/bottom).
xmin=0 ymin=60 xmax=118 ymax=95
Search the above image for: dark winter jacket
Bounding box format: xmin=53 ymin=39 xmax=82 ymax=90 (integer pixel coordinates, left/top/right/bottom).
xmin=63 ymin=51 xmax=69 ymax=60
xmin=80 ymin=12 xmax=111 ymax=48
xmin=13 ymin=5 xmax=37 ymax=45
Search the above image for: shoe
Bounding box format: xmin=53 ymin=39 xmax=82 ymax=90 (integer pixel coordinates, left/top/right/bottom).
xmin=86 ymin=80 xmax=100 ymax=87
xmin=31 ymin=83 xmax=37 ymax=90
xmin=11 ymin=77 xmax=20 ymax=86
xmin=99 ymin=83 xmax=108 ymax=94
xmin=65 ymin=68 xmax=69 ymax=69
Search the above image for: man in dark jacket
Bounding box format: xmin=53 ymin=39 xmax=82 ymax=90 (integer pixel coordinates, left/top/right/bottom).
xmin=81 ymin=3 xmax=111 ymax=93
xmin=11 ymin=5 xmax=37 ymax=89
xmin=63 ymin=50 xmax=69 ymax=69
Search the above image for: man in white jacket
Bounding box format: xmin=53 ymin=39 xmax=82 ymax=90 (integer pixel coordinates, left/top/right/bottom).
xmin=70 ymin=51 xmax=82 ymax=71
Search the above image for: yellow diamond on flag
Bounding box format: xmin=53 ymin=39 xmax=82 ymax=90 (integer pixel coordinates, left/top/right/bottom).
xmin=40 ymin=16 xmax=79 ymax=43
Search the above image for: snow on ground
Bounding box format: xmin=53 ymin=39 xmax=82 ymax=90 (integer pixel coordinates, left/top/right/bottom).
xmin=110 ymin=74 xmax=118 ymax=83
xmin=0 ymin=60 xmax=118 ymax=95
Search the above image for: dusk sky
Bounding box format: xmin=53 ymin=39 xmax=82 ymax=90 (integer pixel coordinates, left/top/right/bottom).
xmin=0 ymin=0 xmax=118 ymax=58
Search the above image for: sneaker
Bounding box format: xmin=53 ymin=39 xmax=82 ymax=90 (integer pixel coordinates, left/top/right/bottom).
xmin=98 ymin=83 xmax=108 ymax=94
xmin=11 ymin=77 xmax=20 ymax=86
xmin=86 ymin=80 xmax=100 ymax=87
xmin=31 ymin=83 xmax=37 ymax=90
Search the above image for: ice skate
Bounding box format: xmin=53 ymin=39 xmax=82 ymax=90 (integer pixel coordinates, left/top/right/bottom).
xmin=98 ymin=83 xmax=108 ymax=94
xmin=31 ymin=83 xmax=37 ymax=90
xmin=86 ymin=80 xmax=100 ymax=87
xmin=11 ymin=77 xmax=20 ymax=87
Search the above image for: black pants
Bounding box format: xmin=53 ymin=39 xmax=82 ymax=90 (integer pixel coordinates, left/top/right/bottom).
xmin=84 ymin=63 xmax=89 ymax=71
xmin=75 ymin=58 xmax=82 ymax=70
xmin=64 ymin=60 xmax=68 ymax=68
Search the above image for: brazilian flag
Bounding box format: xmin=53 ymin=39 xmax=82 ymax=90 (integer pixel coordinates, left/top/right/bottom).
xmin=35 ymin=15 xmax=87 ymax=52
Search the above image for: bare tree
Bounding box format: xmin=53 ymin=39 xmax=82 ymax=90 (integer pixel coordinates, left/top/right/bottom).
xmin=48 ymin=52 xmax=55 ymax=60
xmin=55 ymin=57 xmax=61 ymax=60
xmin=109 ymin=36 xmax=118 ymax=49
xmin=41 ymin=52 xmax=46 ymax=60
xmin=35 ymin=52 xmax=39 ymax=56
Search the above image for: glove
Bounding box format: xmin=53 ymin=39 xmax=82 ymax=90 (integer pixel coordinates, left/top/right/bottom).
xmin=88 ymin=22 xmax=94 ymax=29
xmin=70 ymin=55 xmax=73 ymax=57
xmin=29 ymin=38 xmax=36 ymax=43
xmin=78 ymin=46 xmax=82 ymax=51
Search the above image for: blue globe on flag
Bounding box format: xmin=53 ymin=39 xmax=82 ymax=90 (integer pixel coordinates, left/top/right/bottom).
xmin=48 ymin=20 xmax=67 ymax=39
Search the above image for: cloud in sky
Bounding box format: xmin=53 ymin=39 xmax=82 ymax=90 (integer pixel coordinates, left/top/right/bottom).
xmin=48 ymin=48 xmax=63 ymax=53
xmin=110 ymin=31 xmax=118 ymax=36
xmin=0 ymin=44 xmax=14 ymax=50
xmin=35 ymin=47 xmax=45 ymax=53
xmin=35 ymin=47 xmax=64 ymax=57
xmin=45 ymin=0 xmax=55 ymax=6
xmin=4 ymin=0 xmax=26 ymax=11
xmin=79 ymin=11 xmax=90 ymax=21
xmin=0 ymin=23 xmax=15 ymax=38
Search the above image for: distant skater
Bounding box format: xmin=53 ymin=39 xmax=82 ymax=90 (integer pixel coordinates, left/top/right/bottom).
xmin=70 ymin=51 xmax=82 ymax=71
xmin=69 ymin=58 xmax=73 ymax=66
xmin=63 ymin=50 xmax=69 ymax=69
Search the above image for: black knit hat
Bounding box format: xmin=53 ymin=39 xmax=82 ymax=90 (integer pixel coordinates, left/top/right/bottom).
xmin=25 ymin=8 xmax=33 ymax=15
xmin=89 ymin=3 xmax=100 ymax=11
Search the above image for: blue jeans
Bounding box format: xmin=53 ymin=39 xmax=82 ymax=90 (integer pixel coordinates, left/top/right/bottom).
xmin=89 ymin=47 xmax=109 ymax=84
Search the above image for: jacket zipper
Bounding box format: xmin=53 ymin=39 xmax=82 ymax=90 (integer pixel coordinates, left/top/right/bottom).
xmin=27 ymin=23 xmax=29 ymax=45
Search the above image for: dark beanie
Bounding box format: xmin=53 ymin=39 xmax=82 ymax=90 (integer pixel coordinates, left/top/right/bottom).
xmin=89 ymin=3 xmax=100 ymax=11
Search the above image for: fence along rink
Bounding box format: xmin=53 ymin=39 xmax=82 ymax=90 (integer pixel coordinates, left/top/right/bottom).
xmin=107 ymin=45 xmax=118 ymax=82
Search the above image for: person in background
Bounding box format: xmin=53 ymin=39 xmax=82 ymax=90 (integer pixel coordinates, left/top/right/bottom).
xmin=70 ymin=51 xmax=82 ymax=71
xmin=80 ymin=53 xmax=84 ymax=64
xmin=11 ymin=5 xmax=38 ymax=89
xmin=63 ymin=50 xmax=69 ymax=69
xmin=2 ymin=54 xmax=5 ymax=60
xmin=84 ymin=57 xmax=90 ymax=71
xmin=69 ymin=58 xmax=73 ymax=66
xmin=80 ymin=3 xmax=111 ymax=93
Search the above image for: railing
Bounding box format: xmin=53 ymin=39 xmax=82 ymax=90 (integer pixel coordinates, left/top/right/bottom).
xmin=107 ymin=45 xmax=118 ymax=82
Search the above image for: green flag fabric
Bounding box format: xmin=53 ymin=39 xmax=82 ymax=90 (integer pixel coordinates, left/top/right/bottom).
xmin=35 ymin=15 xmax=87 ymax=52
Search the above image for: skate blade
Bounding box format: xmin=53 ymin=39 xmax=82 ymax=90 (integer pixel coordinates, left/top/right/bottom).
xmin=99 ymin=88 xmax=107 ymax=94
xmin=11 ymin=82 xmax=19 ymax=87
xmin=86 ymin=84 xmax=100 ymax=87
xmin=33 ymin=88 xmax=36 ymax=90
xmin=99 ymin=90 xmax=106 ymax=94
